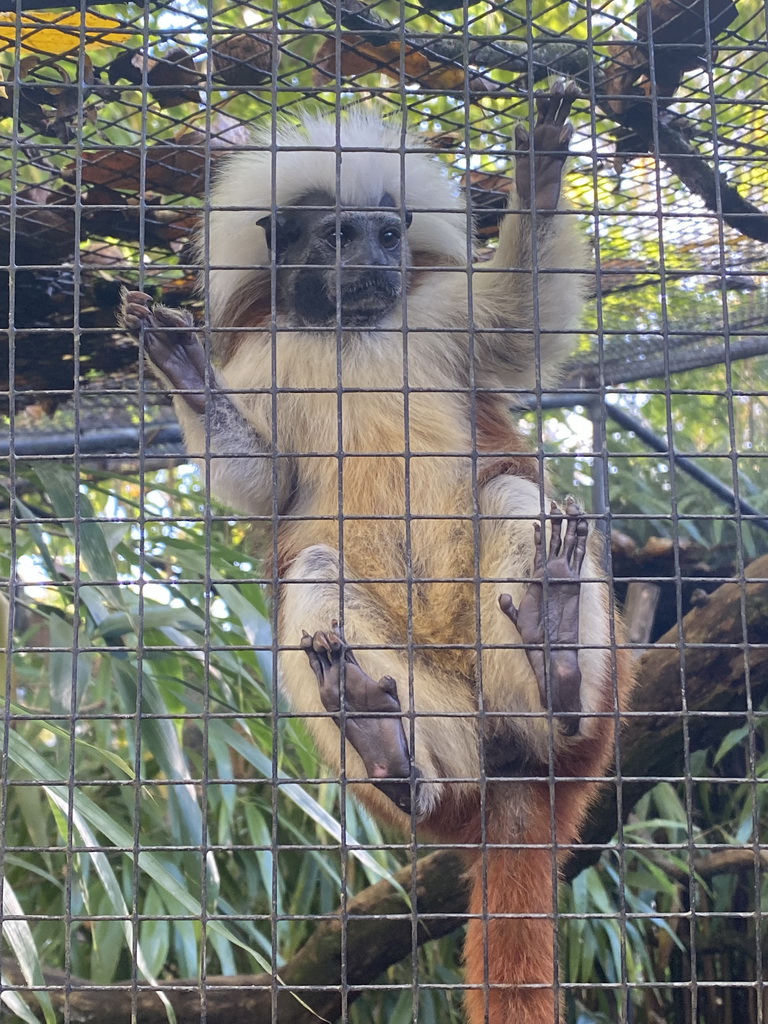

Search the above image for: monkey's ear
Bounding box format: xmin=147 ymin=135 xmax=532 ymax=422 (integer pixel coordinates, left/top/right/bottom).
xmin=255 ymin=214 xmax=273 ymax=249
xmin=256 ymin=212 xmax=299 ymax=256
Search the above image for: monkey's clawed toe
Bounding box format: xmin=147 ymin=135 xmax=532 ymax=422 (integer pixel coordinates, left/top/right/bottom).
xmin=299 ymin=626 xmax=404 ymax=718
xmin=300 ymin=625 xmax=352 ymax=681
xmin=119 ymin=289 xmax=154 ymax=332
xmin=301 ymin=627 xmax=343 ymax=657
xmin=300 ymin=624 xmax=360 ymax=707
xmin=120 ymin=289 xmax=195 ymax=335
xmin=535 ymin=78 xmax=580 ymax=127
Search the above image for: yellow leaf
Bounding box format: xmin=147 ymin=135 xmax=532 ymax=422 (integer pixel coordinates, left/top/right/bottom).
xmin=0 ymin=12 xmax=125 ymax=55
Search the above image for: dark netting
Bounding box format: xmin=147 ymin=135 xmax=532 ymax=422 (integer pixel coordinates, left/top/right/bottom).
xmin=1 ymin=2 xmax=766 ymax=1024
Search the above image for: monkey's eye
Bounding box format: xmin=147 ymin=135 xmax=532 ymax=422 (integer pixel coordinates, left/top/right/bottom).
xmin=323 ymin=225 xmax=354 ymax=249
xmin=379 ymin=227 xmax=401 ymax=249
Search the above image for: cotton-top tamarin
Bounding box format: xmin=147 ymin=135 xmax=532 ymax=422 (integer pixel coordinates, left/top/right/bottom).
xmin=122 ymin=81 xmax=634 ymax=1024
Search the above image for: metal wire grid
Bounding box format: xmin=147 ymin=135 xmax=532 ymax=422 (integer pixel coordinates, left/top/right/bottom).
xmin=0 ymin=1 xmax=767 ymax=1023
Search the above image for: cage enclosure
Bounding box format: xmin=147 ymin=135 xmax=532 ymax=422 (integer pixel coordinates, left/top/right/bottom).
xmin=1 ymin=1 xmax=767 ymax=1023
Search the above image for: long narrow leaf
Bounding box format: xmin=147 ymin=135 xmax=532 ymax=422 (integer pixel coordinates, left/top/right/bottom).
xmin=45 ymin=790 xmax=177 ymax=1024
xmin=38 ymin=464 xmax=119 ymax=588
xmin=1 ymin=881 xmax=56 ymax=1024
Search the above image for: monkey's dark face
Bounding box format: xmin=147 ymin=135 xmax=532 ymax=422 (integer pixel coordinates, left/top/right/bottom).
xmin=257 ymin=191 xmax=411 ymax=329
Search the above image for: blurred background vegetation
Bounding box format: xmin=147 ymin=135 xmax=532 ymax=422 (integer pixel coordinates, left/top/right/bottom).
xmin=1 ymin=0 xmax=767 ymax=1021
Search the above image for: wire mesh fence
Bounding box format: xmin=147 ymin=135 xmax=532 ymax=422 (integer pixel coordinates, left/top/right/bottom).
xmin=1 ymin=1 xmax=767 ymax=1023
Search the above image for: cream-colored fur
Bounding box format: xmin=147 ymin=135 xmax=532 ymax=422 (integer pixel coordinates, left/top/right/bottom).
xmin=166 ymin=108 xmax=610 ymax=826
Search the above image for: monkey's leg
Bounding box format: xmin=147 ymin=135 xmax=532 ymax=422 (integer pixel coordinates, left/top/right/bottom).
xmin=498 ymin=497 xmax=586 ymax=737
xmin=477 ymin=477 xmax=613 ymax=761
xmin=300 ymin=626 xmax=416 ymax=814
xmin=515 ymin=79 xmax=579 ymax=213
xmin=279 ymin=545 xmax=479 ymax=826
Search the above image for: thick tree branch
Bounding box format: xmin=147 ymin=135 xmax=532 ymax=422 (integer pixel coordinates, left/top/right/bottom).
xmin=567 ymin=551 xmax=768 ymax=878
xmin=7 ymin=555 xmax=768 ymax=1023
xmin=659 ymin=848 xmax=768 ymax=883
xmin=319 ymin=0 xmax=590 ymax=78
xmin=409 ymin=36 xmax=591 ymax=80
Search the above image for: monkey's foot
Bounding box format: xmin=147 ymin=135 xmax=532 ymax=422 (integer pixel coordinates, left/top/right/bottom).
xmin=515 ymin=79 xmax=579 ymax=212
xmin=300 ymin=625 xmax=419 ymax=814
xmin=499 ymin=497 xmax=587 ymax=735
xmin=120 ymin=290 xmax=208 ymax=414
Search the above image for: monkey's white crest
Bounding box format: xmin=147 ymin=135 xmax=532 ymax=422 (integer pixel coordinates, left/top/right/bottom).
xmin=198 ymin=109 xmax=469 ymax=325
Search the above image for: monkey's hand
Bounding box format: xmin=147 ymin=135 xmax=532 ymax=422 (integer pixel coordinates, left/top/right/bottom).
xmin=120 ymin=290 xmax=208 ymax=415
xmin=300 ymin=626 xmax=422 ymax=816
xmin=515 ymin=79 xmax=578 ymax=212
xmin=499 ymin=497 xmax=586 ymax=736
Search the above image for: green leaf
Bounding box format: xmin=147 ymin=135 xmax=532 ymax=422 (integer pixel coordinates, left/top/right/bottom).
xmin=714 ymin=724 xmax=749 ymax=765
xmin=0 ymin=981 xmax=45 ymax=1024
xmin=1 ymin=881 xmax=56 ymax=1024
xmin=38 ymin=463 xmax=119 ymax=587
xmin=10 ymin=704 xmax=135 ymax=780
xmin=223 ymin=719 xmax=401 ymax=887
xmin=93 ymin=604 xmax=206 ymax=641
xmin=110 ymin=659 xmax=210 ymax=860
xmin=45 ymin=787 xmax=178 ymax=1024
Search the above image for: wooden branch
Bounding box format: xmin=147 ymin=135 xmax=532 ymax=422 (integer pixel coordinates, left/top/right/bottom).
xmin=567 ymin=551 xmax=768 ymax=878
xmin=7 ymin=554 xmax=768 ymax=1023
xmin=408 ymin=35 xmax=591 ymax=81
xmin=658 ymin=847 xmax=768 ymax=883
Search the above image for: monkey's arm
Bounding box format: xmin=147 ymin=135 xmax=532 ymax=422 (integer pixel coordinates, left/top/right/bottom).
xmin=471 ymin=81 xmax=589 ymax=389
xmin=121 ymin=291 xmax=293 ymax=516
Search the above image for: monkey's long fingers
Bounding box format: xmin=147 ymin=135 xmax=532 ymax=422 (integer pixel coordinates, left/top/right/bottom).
xmin=562 ymin=497 xmax=588 ymax=569
xmin=123 ymin=289 xmax=153 ymax=305
xmin=150 ymin=304 xmax=196 ymax=331
xmin=329 ymin=619 xmax=353 ymax=655
xmin=311 ymin=630 xmax=342 ymax=665
xmin=573 ymin=518 xmax=588 ymax=572
xmin=498 ymin=592 xmax=519 ymax=626
xmin=554 ymin=80 xmax=579 ymax=123
xmin=557 ymin=122 xmax=575 ymax=150
xmin=301 ymin=630 xmax=332 ymax=691
xmin=548 ymin=501 xmax=564 ymax=558
xmin=514 ymin=123 xmax=530 ymax=151
xmin=535 ymin=79 xmax=565 ymax=126
xmin=562 ymin=518 xmax=587 ymax=569
xmin=120 ymin=289 xmax=153 ymax=330
xmin=535 ymin=80 xmax=562 ymax=124
xmin=329 ymin=621 xmax=365 ymax=670
xmin=531 ymin=520 xmax=545 ymax=575
xmin=535 ymin=79 xmax=578 ymax=127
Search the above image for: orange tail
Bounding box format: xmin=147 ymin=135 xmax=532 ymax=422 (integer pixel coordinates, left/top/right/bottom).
xmin=463 ymin=794 xmax=561 ymax=1024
